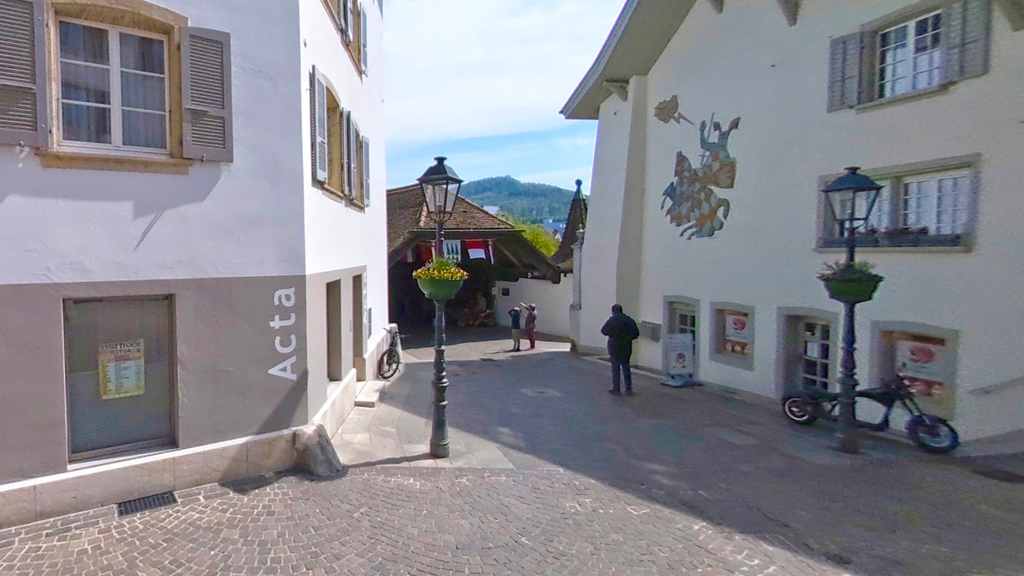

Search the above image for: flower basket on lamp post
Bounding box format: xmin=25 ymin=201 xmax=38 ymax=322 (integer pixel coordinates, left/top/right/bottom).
xmin=819 ymin=262 xmax=884 ymax=304
xmin=416 ymin=277 xmax=464 ymax=301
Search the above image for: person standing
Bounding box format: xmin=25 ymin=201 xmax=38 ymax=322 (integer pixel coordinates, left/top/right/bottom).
xmin=522 ymin=303 xmax=538 ymax=349
xmin=508 ymin=307 xmax=522 ymax=352
xmin=601 ymin=304 xmax=640 ymax=396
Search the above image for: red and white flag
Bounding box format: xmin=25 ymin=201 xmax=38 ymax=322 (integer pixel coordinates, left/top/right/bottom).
xmin=466 ymin=240 xmax=489 ymax=260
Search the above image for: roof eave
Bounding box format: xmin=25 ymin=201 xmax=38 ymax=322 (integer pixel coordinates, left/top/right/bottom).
xmin=560 ymin=0 xmax=694 ymax=120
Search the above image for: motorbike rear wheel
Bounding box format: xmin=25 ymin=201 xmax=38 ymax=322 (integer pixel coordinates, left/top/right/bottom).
xmin=377 ymin=348 xmax=400 ymax=379
xmin=907 ymin=414 xmax=960 ymax=454
xmin=782 ymin=395 xmax=818 ymax=425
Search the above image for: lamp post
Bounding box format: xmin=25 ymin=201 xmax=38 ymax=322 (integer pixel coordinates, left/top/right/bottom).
xmin=821 ymin=167 xmax=883 ymax=454
xmin=417 ymin=156 xmax=463 ymax=458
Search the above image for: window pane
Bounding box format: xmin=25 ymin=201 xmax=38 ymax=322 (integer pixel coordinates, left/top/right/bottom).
xmin=59 ymin=22 xmax=109 ymax=64
xmin=62 ymin=103 xmax=111 ymax=143
xmin=122 ymin=110 xmax=167 ymax=149
xmin=61 ymin=62 xmax=110 ymax=104
xmin=120 ymin=33 xmax=165 ymax=74
xmin=121 ymin=72 xmax=165 ymax=111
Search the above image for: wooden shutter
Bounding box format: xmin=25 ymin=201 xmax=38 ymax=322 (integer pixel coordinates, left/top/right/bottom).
xmin=826 ymin=33 xmax=861 ymax=112
xmin=944 ymin=0 xmax=992 ymax=82
xmin=344 ymin=110 xmax=353 ymax=194
xmin=311 ymin=67 xmax=328 ymax=183
xmin=362 ymin=136 xmax=370 ymax=207
xmin=182 ymin=27 xmax=233 ymax=162
xmin=343 ymin=0 xmax=353 ymax=43
xmin=0 ymin=0 xmax=47 ymax=147
xmin=360 ymin=6 xmax=368 ymax=73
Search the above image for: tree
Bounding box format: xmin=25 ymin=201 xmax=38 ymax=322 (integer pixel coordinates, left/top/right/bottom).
xmin=504 ymin=215 xmax=559 ymax=257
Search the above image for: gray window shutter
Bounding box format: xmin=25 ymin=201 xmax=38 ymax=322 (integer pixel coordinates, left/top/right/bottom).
xmin=182 ymin=27 xmax=233 ymax=162
xmin=344 ymin=111 xmax=353 ymax=194
xmin=361 ymin=6 xmax=368 ymax=73
xmin=362 ymin=136 xmax=370 ymax=207
xmin=944 ymin=0 xmax=992 ymax=82
xmin=0 ymin=0 xmax=47 ymax=147
xmin=827 ymin=33 xmax=861 ymax=112
xmin=343 ymin=1 xmax=353 ymax=43
xmin=311 ymin=68 xmax=328 ymax=183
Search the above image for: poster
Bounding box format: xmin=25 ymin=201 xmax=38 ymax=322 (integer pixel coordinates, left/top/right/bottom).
xmin=894 ymin=339 xmax=949 ymax=398
xmin=665 ymin=332 xmax=694 ymax=376
xmin=894 ymin=337 xmax=955 ymax=419
xmin=99 ymin=339 xmax=146 ymax=400
xmin=723 ymin=312 xmax=751 ymax=356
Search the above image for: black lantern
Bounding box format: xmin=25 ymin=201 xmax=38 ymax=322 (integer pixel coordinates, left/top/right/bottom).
xmin=417 ymin=156 xmax=463 ymax=222
xmin=822 ymin=166 xmax=883 ymax=227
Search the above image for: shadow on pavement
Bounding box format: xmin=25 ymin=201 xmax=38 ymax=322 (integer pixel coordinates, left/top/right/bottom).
xmin=375 ymin=337 xmax=1024 ymax=576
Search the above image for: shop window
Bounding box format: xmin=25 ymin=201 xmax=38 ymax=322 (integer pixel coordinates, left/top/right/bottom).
xmin=876 ymin=327 xmax=958 ymax=419
xmin=711 ymin=303 xmax=754 ymax=371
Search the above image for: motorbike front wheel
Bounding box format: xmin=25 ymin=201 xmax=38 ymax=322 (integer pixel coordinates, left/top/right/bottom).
xmin=377 ymin=348 xmax=400 ymax=379
xmin=907 ymin=414 xmax=960 ymax=454
xmin=782 ymin=395 xmax=818 ymax=425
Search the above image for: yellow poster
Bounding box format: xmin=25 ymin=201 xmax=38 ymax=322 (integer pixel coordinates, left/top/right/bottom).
xmin=98 ymin=339 xmax=145 ymax=400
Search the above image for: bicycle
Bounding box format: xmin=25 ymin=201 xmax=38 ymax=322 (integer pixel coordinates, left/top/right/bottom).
xmin=377 ymin=326 xmax=403 ymax=379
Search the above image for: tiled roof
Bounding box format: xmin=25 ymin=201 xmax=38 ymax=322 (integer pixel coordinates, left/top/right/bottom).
xmin=387 ymin=184 xmax=515 ymax=252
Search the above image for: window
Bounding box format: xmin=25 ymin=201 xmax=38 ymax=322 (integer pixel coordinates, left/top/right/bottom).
xmin=311 ymin=67 xmax=369 ymax=209
xmin=827 ymin=0 xmax=991 ymax=112
xmin=0 ymin=0 xmax=234 ymax=166
xmin=819 ymin=157 xmax=978 ymax=249
xmin=710 ymin=303 xmax=754 ymax=371
xmin=800 ymin=321 xmax=831 ymax=391
xmin=877 ymin=11 xmax=943 ymax=99
xmin=58 ymin=19 xmax=169 ymax=153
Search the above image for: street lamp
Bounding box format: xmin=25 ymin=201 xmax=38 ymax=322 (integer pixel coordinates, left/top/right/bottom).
xmin=821 ymin=166 xmax=883 ymax=454
xmin=417 ymin=156 xmax=463 ymax=458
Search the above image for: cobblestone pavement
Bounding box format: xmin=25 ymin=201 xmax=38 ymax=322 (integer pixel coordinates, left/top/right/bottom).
xmin=0 ymin=468 xmax=854 ymax=576
xmin=2 ymin=329 xmax=1023 ymax=575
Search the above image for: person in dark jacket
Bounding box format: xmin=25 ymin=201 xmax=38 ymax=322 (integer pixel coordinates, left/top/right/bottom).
xmin=601 ymin=304 xmax=640 ymax=395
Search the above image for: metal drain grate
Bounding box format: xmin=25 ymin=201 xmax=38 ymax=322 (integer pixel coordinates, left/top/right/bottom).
xmin=117 ymin=491 xmax=178 ymax=517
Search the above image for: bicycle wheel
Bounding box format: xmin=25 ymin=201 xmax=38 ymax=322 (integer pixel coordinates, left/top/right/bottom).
xmin=377 ymin=349 xmax=400 ymax=379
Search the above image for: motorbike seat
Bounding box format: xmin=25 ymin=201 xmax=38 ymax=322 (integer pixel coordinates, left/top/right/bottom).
xmin=856 ymin=387 xmax=893 ymax=403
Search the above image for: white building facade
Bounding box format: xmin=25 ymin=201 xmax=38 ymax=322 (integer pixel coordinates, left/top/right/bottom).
xmin=563 ymin=0 xmax=1024 ymax=443
xmin=0 ymin=0 xmax=387 ymax=497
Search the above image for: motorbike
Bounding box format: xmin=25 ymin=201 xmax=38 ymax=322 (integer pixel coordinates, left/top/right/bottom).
xmin=781 ymin=376 xmax=960 ymax=453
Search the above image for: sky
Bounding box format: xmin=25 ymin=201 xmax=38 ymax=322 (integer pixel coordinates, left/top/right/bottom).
xmin=383 ymin=0 xmax=625 ymax=191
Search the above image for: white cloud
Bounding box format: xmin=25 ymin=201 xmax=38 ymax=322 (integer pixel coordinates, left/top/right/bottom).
xmin=384 ymin=0 xmax=623 ymax=145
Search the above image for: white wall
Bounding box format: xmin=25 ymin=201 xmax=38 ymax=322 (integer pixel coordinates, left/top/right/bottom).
xmin=298 ymin=0 xmax=388 ymax=338
xmin=579 ymin=0 xmax=1024 ymax=441
xmin=0 ymin=0 xmax=306 ymax=284
xmin=495 ymin=277 xmax=573 ymax=338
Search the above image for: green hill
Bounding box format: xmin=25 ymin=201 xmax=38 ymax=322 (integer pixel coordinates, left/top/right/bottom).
xmin=460 ymin=176 xmax=575 ymax=225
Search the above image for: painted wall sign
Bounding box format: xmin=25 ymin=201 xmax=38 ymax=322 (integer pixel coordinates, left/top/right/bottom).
xmin=655 ymin=95 xmax=740 ymax=239
xmin=98 ymin=339 xmax=146 ymax=399
xmin=269 ymin=287 xmax=299 ymax=381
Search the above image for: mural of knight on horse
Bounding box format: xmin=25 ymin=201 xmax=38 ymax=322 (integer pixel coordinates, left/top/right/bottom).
xmin=656 ymin=102 xmax=740 ymax=239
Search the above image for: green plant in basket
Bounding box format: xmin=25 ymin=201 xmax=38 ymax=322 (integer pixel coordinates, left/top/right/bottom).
xmin=818 ymin=260 xmax=884 ymax=304
xmin=413 ymin=257 xmax=469 ymax=281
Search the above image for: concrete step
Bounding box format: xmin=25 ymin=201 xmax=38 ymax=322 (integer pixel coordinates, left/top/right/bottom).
xmin=354 ymin=380 xmax=387 ymax=408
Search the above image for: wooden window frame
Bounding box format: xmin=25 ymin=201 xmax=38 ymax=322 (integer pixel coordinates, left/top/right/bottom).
xmin=55 ymin=17 xmax=171 ymax=158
